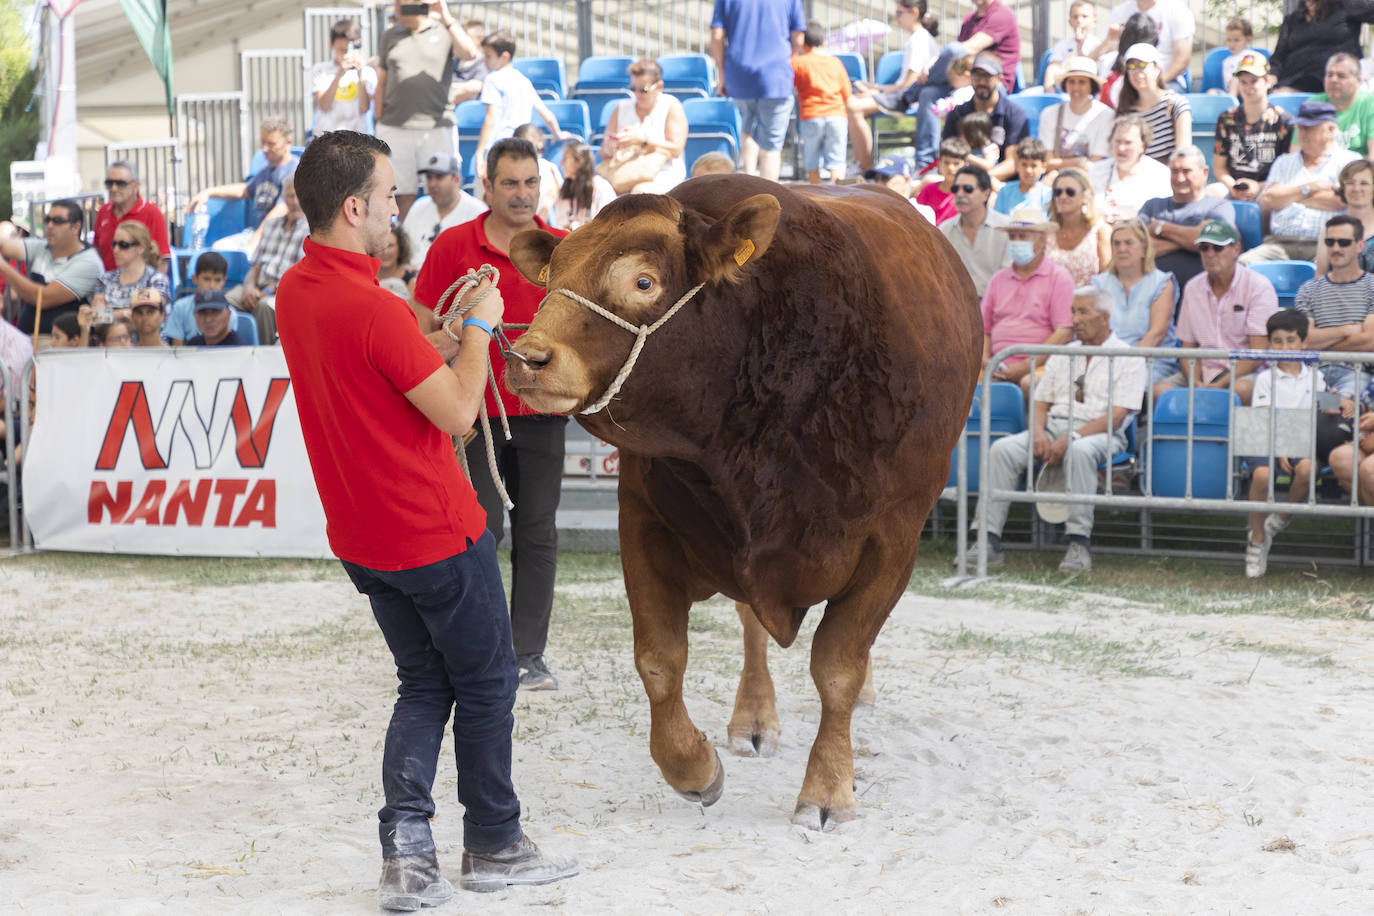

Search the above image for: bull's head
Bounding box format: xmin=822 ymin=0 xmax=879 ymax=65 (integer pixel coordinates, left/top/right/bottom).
xmin=505 ymin=192 xmax=780 ymax=417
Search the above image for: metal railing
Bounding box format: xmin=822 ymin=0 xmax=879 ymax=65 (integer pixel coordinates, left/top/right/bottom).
xmin=2 ymin=354 xmax=15 ymax=554
xmin=104 ymin=139 xmax=186 ymax=245
xmin=178 ymin=92 xmax=248 ymax=201
xmin=241 ymin=50 xmax=313 ymax=166
xmin=952 ymin=345 xmax=1374 ymax=578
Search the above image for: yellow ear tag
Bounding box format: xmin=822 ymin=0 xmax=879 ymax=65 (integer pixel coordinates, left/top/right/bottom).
xmin=538 ymin=264 xmax=549 ymax=283
xmin=733 ymin=238 xmax=755 ymax=267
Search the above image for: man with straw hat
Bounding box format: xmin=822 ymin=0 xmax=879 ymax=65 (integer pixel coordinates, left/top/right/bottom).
xmin=968 ymin=286 xmax=1146 ymax=574
xmin=1040 ymin=56 xmax=1114 ymax=174
xmin=981 ymin=206 xmax=1075 ymax=390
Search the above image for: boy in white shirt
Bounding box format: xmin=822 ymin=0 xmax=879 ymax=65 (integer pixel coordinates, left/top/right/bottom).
xmin=474 ymin=30 xmax=574 ymax=180
xmin=1220 ymin=18 xmax=1255 ymax=96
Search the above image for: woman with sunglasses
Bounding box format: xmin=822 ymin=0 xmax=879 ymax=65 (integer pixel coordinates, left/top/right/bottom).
xmin=1323 ymin=159 xmax=1374 ymax=274
xmin=1117 ymin=43 xmax=1191 ymax=164
xmin=1045 ymin=168 xmax=1112 ymax=286
xmin=600 ymin=58 xmax=687 ymax=193
xmin=88 ymin=221 xmax=171 ymax=326
xmin=1090 ymin=218 xmax=1179 ymax=384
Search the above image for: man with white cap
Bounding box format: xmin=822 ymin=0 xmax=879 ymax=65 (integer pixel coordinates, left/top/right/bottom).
xmin=1243 ymin=100 xmax=1360 ymax=264
xmin=942 ymin=53 xmax=1030 ymax=182
xmin=1040 ymin=56 xmax=1114 ymax=173
xmin=970 ymin=285 xmax=1146 ymax=573
xmin=401 ymin=151 xmax=487 ymax=268
xmin=981 ymin=206 xmax=1075 ymax=389
xmin=1098 ymin=0 xmax=1194 ymax=91
xmin=1211 ymin=52 xmax=1293 ymax=201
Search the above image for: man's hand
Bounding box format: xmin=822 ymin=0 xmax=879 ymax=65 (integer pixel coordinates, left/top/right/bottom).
xmin=241 ymin=286 xmax=262 ymax=310
xmin=77 ymin=304 xmax=94 ymax=330
xmin=457 ymin=277 xmax=504 ymax=328
xmin=187 ymin=191 xmax=209 ymax=214
xmin=1032 ymin=428 xmax=1053 ymax=462
xmin=1044 ymin=435 xmax=1069 ymax=466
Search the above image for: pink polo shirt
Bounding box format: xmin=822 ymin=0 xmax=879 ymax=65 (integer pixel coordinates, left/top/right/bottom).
xmin=1177 ymin=266 xmax=1278 ymax=382
xmin=981 ymin=255 xmax=1075 ymax=363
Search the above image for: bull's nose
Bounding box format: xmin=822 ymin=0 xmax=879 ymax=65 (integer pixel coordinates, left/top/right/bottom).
xmin=512 ymin=343 xmax=552 ymax=370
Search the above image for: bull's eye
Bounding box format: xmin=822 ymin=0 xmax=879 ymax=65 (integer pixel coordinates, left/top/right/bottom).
xmin=636 ymin=276 xmax=653 ymax=291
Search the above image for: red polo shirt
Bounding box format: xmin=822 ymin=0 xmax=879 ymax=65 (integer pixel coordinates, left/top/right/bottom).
xmin=414 ymin=211 xmax=567 ymax=419
xmin=276 ymin=237 xmax=487 ymax=570
xmin=93 ymin=196 xmax=172 ymax=270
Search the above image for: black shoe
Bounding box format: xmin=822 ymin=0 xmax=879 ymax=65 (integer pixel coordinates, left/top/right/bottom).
xmin=516 ymin=654 xmax=558 ymax=691
xmin=460 ymin=834 xmax=579 ymax=893
xmin=378 ymin=852 xmax=453 ymax=911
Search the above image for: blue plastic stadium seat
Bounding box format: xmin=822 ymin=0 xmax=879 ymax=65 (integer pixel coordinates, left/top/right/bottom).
xmin=1035 ymin=49 xmax=1054 ymax=87
xmin=1186 ymin=93 xmax=1237 ymax=129
xmin=1150 ymin=388 xmax=1239 ymax=498
xmin=947 ymin=382 xmax=1027 ymax=492
xmin=543 ymin=98 xmax=592 ymax=161
xmin=574 ymin=55 xmax=634 ymax=89
xmin=1269 ymin=93 xmax=1312 ymax=117
xmin=1248 ymin=259 xmax=1316 ymax=310
xmin=455 ymin=99 xmax=486 ymax=184
xmin=513 ymin=57 xmax=567 ymax=100
xmin=834 ymin=52 xmax=866 ymax=86
xmin=874 ymin=50 xmax=904 ymax=86
xmin=231 ymin=310 xmax=259 ymax=346
xmin=683 ymin=98 xmax=742 ymax=145
xmin=202 ymin=197 xmax=249 ymax=248
xmin=1232 ymin=200 xmax=1262 ymax=252
xmin=658 ymin=54 xmax=714 ymax=99
xmin=1008 ymin=93 xmax=1061 ymax=137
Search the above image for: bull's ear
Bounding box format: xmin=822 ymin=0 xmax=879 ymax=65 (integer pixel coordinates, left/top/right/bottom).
xmin=698 ymin=193 xmax=780 ymax=285
xmin=510 ymin=229 xmax=561 ymax=287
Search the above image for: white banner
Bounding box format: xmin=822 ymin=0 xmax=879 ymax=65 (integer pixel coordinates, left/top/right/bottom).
xmin=23 ymin=348 xmax=332 ymax=558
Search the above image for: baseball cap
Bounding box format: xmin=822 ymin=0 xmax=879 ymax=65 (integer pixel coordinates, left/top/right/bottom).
xmin=1295 ymin=101 xmax=1338 ymax=126
xmin=1234 ymin=52 xmax=1269 ymax=78
xmin=1123 ymin=43 xmax=1161 ymax=65
xmin=970 ymin=53 xmax=1003 ymax=77
xmin=193 ymin=289 xmax=231 ymax=311
xmin=1196 ymin=220 xmax=1241 ymax=247
xmin=419 ymin=152 xmax=461 ymax=176
xmin=130 ymin=287 xmax=166 ymax=312
xmin=867 ymin=156 xmax=913 ymax=179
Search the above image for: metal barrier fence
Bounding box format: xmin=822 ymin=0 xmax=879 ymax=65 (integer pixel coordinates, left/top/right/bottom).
xmin=304 ymin=6 xmax=377 ymax=68
xmin=241 ymin=50 xmax=313 ymax=166
xmin=104 ymin=140 xmax=186 ymax=245
xmin=2 ymin=354 xmax=15 ymax=554
xmin=178 ymin=93 xmax=248 ymax=201
xmin=952 ymin=345 xmax=1374 ymax=579
xmin=24 ymin=194 xmax=107 ymax=245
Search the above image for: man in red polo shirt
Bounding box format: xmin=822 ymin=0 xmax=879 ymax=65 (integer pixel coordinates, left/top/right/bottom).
xmin=93 ymin=161 xmax=171 ymax=271
xmin=276 ymin=130 xmax=576 ymax=910
xmin=414 ymin=137 xmax=569 ymax=692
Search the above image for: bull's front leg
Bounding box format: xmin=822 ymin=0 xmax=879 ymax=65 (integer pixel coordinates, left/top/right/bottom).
xmin=727 ymin=602 xmax=781 ymax=757
xmin=621 ymin=527 xmax=724 ymax=806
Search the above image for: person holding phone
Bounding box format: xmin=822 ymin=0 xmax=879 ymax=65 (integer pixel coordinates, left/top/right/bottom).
xmin=1211 ymin=54 xmax=1293 ymax=201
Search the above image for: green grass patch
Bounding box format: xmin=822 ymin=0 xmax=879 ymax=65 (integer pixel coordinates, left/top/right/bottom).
xmin=926 ymin=623 xmax=1178 ymax=678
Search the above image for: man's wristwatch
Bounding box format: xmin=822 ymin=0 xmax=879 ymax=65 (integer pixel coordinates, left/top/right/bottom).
xmin=1152 ymin=221 xmax=1163 ymax=237
xmin=1301 ymin=183 xmax=1312 ymax=198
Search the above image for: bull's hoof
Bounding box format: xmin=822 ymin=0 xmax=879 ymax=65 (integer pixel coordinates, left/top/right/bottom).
xmin=790 ymin=802 xmax=858 ymax=833
xmin=673 ymin=747 xmax=725 ymax=807
xmin=727 ymin=725 xmax=781 ymax=758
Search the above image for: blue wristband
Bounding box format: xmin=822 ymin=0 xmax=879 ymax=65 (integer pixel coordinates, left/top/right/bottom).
xmin=461 ymin=317 xmax=493 ymax=338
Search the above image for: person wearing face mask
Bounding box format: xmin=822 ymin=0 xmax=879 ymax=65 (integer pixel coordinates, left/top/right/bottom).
xmin=980 ymin=206 xmax=1075 ymax=391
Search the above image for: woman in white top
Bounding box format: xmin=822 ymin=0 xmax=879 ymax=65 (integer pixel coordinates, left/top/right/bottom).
xmin=311 ymin=19 xmax=376 ymax=135
xmin=1040 ymin=57 xmax=1113 ymax=174
xmin=553 ymin=144 xmax=617 ymax=231
xmin=845 ymin=0 xmax=939 ymax=172
xmin=601 ymin=58 xmax=687 ymax=194
xmin=1089 ymin=114 xmax=1172 ymax=225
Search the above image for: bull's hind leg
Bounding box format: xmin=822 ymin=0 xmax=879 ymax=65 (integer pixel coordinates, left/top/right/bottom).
xmin=727 ymin=603 xmax=781 ymax=757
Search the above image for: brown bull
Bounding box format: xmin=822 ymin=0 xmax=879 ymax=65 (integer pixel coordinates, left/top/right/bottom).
xmin=504 ymin=174 xmax=981 ymax=830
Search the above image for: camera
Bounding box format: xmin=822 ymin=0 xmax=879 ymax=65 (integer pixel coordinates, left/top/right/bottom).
xmin=94 ymin=305 xmax=114 ymax=325
xmin=399 ymin=3 xmax=427 ymax=14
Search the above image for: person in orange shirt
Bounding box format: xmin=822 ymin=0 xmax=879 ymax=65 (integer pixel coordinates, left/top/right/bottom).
xmin=791 ymin=21 xmax=852 ymax=184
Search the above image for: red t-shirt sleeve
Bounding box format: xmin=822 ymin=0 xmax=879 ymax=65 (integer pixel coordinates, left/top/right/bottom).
xmin=366 ymin=295 xmax=446 ymax=394
xmin=413 ymin=238 xmax=460 ymax=315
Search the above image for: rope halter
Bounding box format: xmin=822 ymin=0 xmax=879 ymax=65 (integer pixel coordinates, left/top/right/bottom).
xmin=536 ymin=281 xmax=706 ymax=415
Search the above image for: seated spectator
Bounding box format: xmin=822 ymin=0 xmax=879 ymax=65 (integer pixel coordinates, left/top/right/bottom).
xmin=1040 ymin=57 xmax=1113 ymax=173
xmin=513 ymin=124 xmax=565 ymax=222
xmin=941 ymin=53 xmax=1028 ymax=182
xmin=1244 ymin=309 xmax=1350 ymax=578
xmin=599 ymin=58 xmax=688 ymax=194
xmin=378 ymin=226 xmax=417 ymax=301
xmin=1045 ymin=167 xmax=1111 ymax=286
xmin=165 ymin=252 xmax=227 ymax=346
xmin=48 ymin=313 xmax=82 ymax=348
xmin=969 ymin=285 xmax=1146 ymax=573
xmin=865 ymin=156 xmax=937 ymax=223
xmin=1117 ymin=43 xmax=1192 ymax=164
xmin=1328 ymin=401 xmax=1374 ymax=505
xmin=92 ymin=317 xmax=133 ymax=348
xmin=845 ymin=0 xmax=939 ymax=172
xmin=959 ymin=111 xmax=1000 ymax=173
xmin=1090 ymin=218 xmax=1180 ymax=382
xmin=1165 ymin=220 xmax=1278 ymax=403
xmin=1243 ymin=101 xmax=1360 ymax=264
xmin=0 ymin=200 xmax=103 ymax=341
xmin=940 ymin=163 xmax=1010 ymax=297
xmin=1218 ymin=18 xmax=1256 ymax=96
xmin=401 ymin=152 xmax=487 ymax=267
xmin=1090 ymin=115 xmax=1171 ymax=225
xmin=94 ymin=160 xmax=171 ymax=271
xmin=128 ymin=288 xmax=169 ymax=348
xmin=552 ymin=143 xmax=616 ymax=231
xmin=1095 ymin=11 xmax=1157 ymax=109
xmin=1323 ymin=160 xmax=1374 ymax=274
xmin=1210 ymin=53 xmax=1293 ymax=201
xmin=690 ymin=152 xmax=735 ymax=177
xmin=187 ymin=116 xmax=299 ymax=256
xmin=915 ymin=138 xmax=969 ymax=225
xmin=312 ymin=18 xmax=377 ymax=135
xmin=1139 ymin=147 xmax=1237 ymax=293
xmin=450 ymin=21 xmax=490 ymax=105
xmin=1041 ymin=1 xmax=1103 ymax=92
xmin=792 ymin=20 xmax=852 ymax=184
xmin=474 ymin=31 xmax=575 ymax=180
xmin=994 ymin=138 xmax=1050 ymax=215
xmin=1295 ymin=215 xmax=1374 ymax=396
xmin=90 ymin=222 xmax=172 ymax=324
xmin=186 ymin=291 xmax=246 ymax=347
xmin=224 ymin=176 xmax=308 ymax=344
xmin=982 ymin=206 xmax=1075 ymax=389
xmin=1312 ymin=52 xmax=1374 ymax=158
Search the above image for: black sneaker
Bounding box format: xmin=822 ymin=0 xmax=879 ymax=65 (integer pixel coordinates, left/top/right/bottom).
xmin=516 ymin=654 xmax=558 ymax=691
xmin=460 ymin=834 xmax=579 ymax=893
xmin=378 ymin=851 xmax=453 ymax=911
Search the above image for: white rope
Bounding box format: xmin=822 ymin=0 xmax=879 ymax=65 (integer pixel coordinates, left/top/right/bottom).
xmin=541 ymin=282 xmax=706 ymax=415
xmin=433 ymin=265 xmax=514 ymax=510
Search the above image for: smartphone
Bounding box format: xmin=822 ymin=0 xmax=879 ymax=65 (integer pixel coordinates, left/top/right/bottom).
xmin=398 ymin=3 xmax=427 ymax=14
xmin=94 ymin=305 xmax=114 ymax=324
xmin=1316 ymin=391 xmax=1341 ymax=411
xmin=1233 ymin=180 xmax=1251 ymax=193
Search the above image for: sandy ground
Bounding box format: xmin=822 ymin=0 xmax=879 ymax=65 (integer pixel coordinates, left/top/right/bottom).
xmin=1 ymin=558 xmax=1372 ymax=915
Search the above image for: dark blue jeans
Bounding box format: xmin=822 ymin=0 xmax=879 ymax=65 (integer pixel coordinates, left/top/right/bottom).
xmin=342 ymin=530 xmax=523 ymax=858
